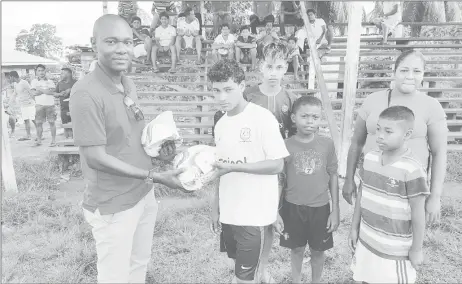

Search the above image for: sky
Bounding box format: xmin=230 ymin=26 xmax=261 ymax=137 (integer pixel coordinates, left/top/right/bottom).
xmin=2 ymin=1 xmax=374 ymax=51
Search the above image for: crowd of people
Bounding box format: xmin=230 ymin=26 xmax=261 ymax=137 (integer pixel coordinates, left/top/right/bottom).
xmin=59 ymin=9 xmax=449 ymax=284
xmin=3 ymin=66 xmax=76 ymax=146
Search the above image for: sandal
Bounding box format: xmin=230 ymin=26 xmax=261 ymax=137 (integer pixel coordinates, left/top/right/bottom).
xmin=33 ymin=142 xmax=42 ymax=147
xmin=49 ymin=142 xmax=57 ymax=147
xmin=168 ymin=68 xmax=177 ymax=73
xmin=152 ymin=68 xmax=160 ymax=73
xmin=18 ymin=137 xmax=31 ymax=141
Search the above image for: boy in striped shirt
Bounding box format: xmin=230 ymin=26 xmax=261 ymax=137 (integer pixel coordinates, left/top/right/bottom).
xmin=349 ymin=106 xmax=429 ymax=284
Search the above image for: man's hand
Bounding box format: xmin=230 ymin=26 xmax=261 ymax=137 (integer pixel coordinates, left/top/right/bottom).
xmin=342 ymin=178 xmax=357 ymax=205
xmin=210 ymin=208 xmax=221 ymax=234
xmin=273 ymin=214 xmax=284 ymax=235
xmin=156 ymin=140 xmax=177 ymax=162
xmin=348 ymin=229 xmax=358 ymax=253
xmin=409 ymin=247 xmax=424 ymax=270
xmin=425 ymin=195 xmax=441 ymax=224
xmin=157 ymin=168 xmax=186 ymax=189
xmin=327 ymin=207 xmax=340 ymax=233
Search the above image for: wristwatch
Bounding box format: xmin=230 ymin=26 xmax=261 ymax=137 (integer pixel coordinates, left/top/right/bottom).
xmin=145 ymin=169 xmax=155 ymax=184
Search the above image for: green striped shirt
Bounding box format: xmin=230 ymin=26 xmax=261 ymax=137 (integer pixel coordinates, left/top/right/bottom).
xmin=358 ymin=149 xmax=429 ymax=260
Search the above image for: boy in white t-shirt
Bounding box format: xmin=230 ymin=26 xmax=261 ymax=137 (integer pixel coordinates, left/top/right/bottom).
xmin=208 ymin=59 xmax=289 ymax=284
xmin=211 ymin=24 xmax=236 ymax=62
xmin=175 ymin=7 xmax=202 ymax=64
xmin=295 ymin=9 xmax=330 ymax=58
xmin=372 ymin=1 xmax=402 ymax=44
xmin=152 ymin=11 xmax=177 ymax=73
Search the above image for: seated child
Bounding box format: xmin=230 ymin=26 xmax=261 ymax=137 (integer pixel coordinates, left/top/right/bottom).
xmin=211 ymin=24 xmax=236 ymax=62
xmin=152 ymin=12 xmax=177 ymax=73
xmin=286 ymin=36 xmax=303 ymax=79
xmin=131 ymin=16 xmax=153 ymax=64
xmin=349 ymin=106 xmax=428 ymax=284
xmin=235 ymin=25 xmax=257 ymax=70
xmin=256 ymin=17 xmax=279 ymax=58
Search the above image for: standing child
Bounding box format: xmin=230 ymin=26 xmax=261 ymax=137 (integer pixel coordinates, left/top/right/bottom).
xmin=277 ymin=96 xmax=339 ymax=283
xmin=244 ymin=42 xmax=299 ymax=139
xmin=349 ymin=106 xmax=428 ymax=284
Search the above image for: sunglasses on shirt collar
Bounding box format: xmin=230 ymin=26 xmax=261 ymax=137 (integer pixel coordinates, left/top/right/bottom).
xmin=123 ymin=95 xmax=145 ymax=121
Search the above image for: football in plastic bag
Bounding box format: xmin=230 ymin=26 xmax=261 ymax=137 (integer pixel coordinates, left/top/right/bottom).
xmin=173 ymin=145 xmax=218 ymax=191
xmin=141 ymin=111 xmax=182 ymax=157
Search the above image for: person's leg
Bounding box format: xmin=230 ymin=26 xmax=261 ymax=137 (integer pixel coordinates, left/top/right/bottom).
xmin=250 ymin=48 xmax=257 ymax=70
xmin=24 ymin=119 xmax=31 ymax=138
xmin=381 ymin=22 xmax=389 ymax=44
xmin=259 ymin=225 xmax=275 ymax=283
xmin=228 ymin=49 xmax=234 ymax=60
xmin=8 ymin=115 xmax=15 ymax=136
xmin=150 ymin=12 xmax=159 ymax=33
xmin=293 ymin=55 xmax=299 ymax=79
xmin=235 ymin=46 xmax=242 ymax=63
xmin=35 ymin=105 xmax=45 ymax=145
xmin=233 ymin=226 xmax=264 ymax=284
xmin=249 ymin=14 xmax=258 ymax=34
xmin=129 ymin=190 xmax=158 ymax=283
xmin=326 ymin=25 xmax=334 ymax=49
xmin=212 ymin=49 xmax=219 ymax=62
xmin=280 ymin=13 xmax=286 ymax=36
xmin=291 ymin=246 xmax=306 ymax=283
xmin=175 ymin=36 xmax=182 ymax=62
xmin=194 ymin=35 xmax=202 ymax=63
xmin=144 ymin=37 xmax=153 ymax=63
xmin=47 ymin=106 xmax=57 ymax=146
xmin=309 ymin=248 xmax=326 ymax=283
xmin=151 ymin=44 xmax=159 ymax=70
xmin=170 ymin=45 xmax=177 ymax=70
xmin=82 ymin=195 xmax=147 ymax=283
xmin=212 ymin=14 xmax=220 ymax=37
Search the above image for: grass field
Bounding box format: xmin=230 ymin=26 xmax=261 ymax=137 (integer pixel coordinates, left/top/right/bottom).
xmin=2 ymin=154 xmax=461 ymax=283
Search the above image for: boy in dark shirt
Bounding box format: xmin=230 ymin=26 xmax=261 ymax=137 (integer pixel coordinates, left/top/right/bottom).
xmin=278 ymin=96 xmax=339 ymax=284
xmin=235 ymin=26 xmax=257 ymax=70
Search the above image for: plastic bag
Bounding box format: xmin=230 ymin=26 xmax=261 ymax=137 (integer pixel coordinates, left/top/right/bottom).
xmin=141 ymin=111 xmax=182 ymax=157
xmin=173 ymin=145 xmax=218 ymax=191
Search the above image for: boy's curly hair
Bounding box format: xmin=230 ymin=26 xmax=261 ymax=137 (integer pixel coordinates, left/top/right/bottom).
xmin=262 ymin=42 xmax=289 ymax=62
xmin=207 ymin=59 xmax=245 ymax=84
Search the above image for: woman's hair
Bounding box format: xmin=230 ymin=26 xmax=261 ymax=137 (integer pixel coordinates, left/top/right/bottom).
xmin=208 ymin=59 xmax=245 ymax=84
xmin=394 ymin=50 xmax=426 ymax=72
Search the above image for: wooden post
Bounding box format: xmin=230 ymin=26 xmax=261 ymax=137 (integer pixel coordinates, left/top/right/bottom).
xmin=338 ymin=2 xmax=363 ymax=177
xmin=299 ymin=1 xmax=341 ymax=153
xmin=102 ymin=1 xmax=108 ymax=15
xmin=1 ymin=102 xmax=18 ymax=193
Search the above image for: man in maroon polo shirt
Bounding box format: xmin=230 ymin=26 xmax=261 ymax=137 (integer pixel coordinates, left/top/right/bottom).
xmin=70 ymin=14 xmax=185 ymax=284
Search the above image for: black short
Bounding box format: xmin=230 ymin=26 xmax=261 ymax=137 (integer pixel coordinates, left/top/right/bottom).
xmin=279 ymin=200 xmax=333 ymax=251
xmin=60 ymin=109 xmax=71 ymax=124
xmin=220 ymin=224 xmax=266 ymax=281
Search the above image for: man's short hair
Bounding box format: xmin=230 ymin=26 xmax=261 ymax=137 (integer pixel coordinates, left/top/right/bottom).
xmin=265 ymin=17 xmax=275 ymax=24
xmin=9 ymin=71 xmax=19 ymax=79
xmin=240 ymin=25 xmax=250 ymax=33
xmin=131 ymin=16 xmax=141 ymax=23
xmin=292 ymin=96 xmax=322 ymax=114
xmin=184 ymin=7 xmax=193 ymax=16
xmin=263 ymin=42 xmax=289 ymax=62
xmin=379 ymin=106 xmax=415 ymax=125
xmin=62 ymin=67 xmax=73 ymax=75
xmin=208 ymin=59 xmax=245 ymax=84
xmin=35 ymin=64 xmax=46 ymax=71
xmin=287 ymin=35 xmax=297 ymax=43
xmin=159 ymin=11 xmax=169 ymax=19
xmin=307 ymin=9 xmax=316 ymax=15
xmin=220 ymin=23 xmax=230 ymax=30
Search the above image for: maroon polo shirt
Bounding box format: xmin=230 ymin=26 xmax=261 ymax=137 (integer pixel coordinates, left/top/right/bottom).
xmin=69 ymin=63 xmax=152 ymax=214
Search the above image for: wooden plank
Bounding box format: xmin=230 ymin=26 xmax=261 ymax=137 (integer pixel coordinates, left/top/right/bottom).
xmin=332 ymin=37 xmax=462 ymax=43
xmin=299 ymin=1 xmax=340 ymax=152
xmin=331 ymin=44 xmax=462 ymax=49
xmin=448 ymin=132 xmax=462 ymax=138
xmin=50 ymin=146 xmax=80 ymax=155
xmin=145 ymin=111 xmax=216 ymax=117
xmin=1 ymin=103 xmax=18 ymax=193
xmin=447 ymin=144 xmax=462 ymax=152
xmin=339 ymin=2 xmax=362 ymax=177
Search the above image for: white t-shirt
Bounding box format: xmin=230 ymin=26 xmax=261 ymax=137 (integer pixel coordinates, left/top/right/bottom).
xmin=214 ymin=34 xmax=236 ymax=45
xmin=295 ymin=18 xmax=326 ymax=49
xmin=14 ymin=80 xmax=35 ymax=107
xmin=31 ymin=78 xmax=56 ymax=106
xmin=214 ymin=103 xmax=290 ymax=226
xmin=382 ymin=1 xmax=402 ymax=27
xmin=177 ymin=17 xmax=200 ymax=36
xmin=155 ymin=25 xmax=177 ymax=47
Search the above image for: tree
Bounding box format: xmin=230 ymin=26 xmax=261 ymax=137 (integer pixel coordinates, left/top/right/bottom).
xmin=15 ymin=23 xmax=63 ymax=59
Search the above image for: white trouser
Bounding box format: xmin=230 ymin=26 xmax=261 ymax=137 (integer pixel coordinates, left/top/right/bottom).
xmin=83 ymin=189 xmax=158 ymax=283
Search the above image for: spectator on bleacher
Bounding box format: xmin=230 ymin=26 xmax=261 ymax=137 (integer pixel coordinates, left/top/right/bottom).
xmin=256 ymin=16 xmax=279 ymax=58
xmin=287 ymin=36 xmax=302 ymax=79
xmin=235 ymin=25 xmax=258 ymax=71
xmin=250 ymin=1 xmax=275 ymax=35
xmin=295 ymin=9 xmax=330 ymax=56
xmin=131 ymin=16 xmax=153 ymax=65
xmin=152 ymin=12 xmax=177 ymax=73
xmin=279 ymin=1 xmax=301 ymax=36
xmin=118 ymin=0 xmax=138 ymax=24
xmin=54 ymin=68 xmax=76 ymax=139
xmin=31 ymin=64 xmax=57 ymax=147
xmin=70 ymin=15 xmax=185 ymax=284
xmin=212 ymin=24 xmax=236 ymax=62
xmin=179 ymin=1 xmax=203 ymax=35
xmin=176 ymin=6 xmax=202 ymax=65
xmin=8 ymin=71 xmax=35 ymax=141
xmin=342 ymin=50 xmax=448 ymax=225
xmin=211 ymin=1 xmax=235 ymax=37
xmin=150 ymin=1 xmax=175 ymax=33
xmin=372 ymin=1 xmax=403 ymax=44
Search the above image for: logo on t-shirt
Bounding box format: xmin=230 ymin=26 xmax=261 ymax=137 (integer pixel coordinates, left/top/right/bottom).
xmin=387 ymin=177 xmax=399 ymax=188
xmin=294 ymin=150 xmax=323 ymax=175
xmin=240 ymin=127 xmax=251 ymax=142
xmin=281 ymin=104 xmax=289 ymax=114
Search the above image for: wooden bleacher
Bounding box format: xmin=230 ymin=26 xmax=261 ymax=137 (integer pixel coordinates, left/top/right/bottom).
xmin=51 ymin=20 xmax=462 ymax=165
